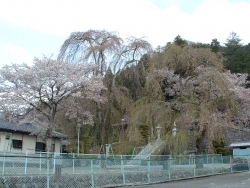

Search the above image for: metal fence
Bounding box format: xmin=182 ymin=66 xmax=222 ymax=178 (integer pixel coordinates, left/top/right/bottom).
xmin=0 ymin=152 xmax=250 ymax=188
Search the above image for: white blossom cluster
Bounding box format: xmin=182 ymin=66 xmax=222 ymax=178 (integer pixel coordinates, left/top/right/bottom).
xmin=0 ymin=57 xmax=106 ymax=137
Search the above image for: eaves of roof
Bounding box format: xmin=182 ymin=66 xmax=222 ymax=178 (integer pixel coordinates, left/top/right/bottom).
xmin=229 ymin=142 xmax=250 ymax=147
xmin=0 ymin=119 xmax=67 ymax=138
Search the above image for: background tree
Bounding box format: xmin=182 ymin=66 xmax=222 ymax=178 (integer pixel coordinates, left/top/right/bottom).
xmin=58 ymin=30 xmax=151 ymax=147
xmin=0 ymin=56 xmax=106 ymax=152
xmin=210 ymin=38 xmax=220 ymax=53
xmin=224 ymin=72 xmax=250 ymax=128
xmin=162 ymin=44 xmax=223 ymax=98
xmin=229 ymin=48 xmax=250 ymax=73
xmin=220 ymin=32 xmax=250 ymax=75
xmin=224 ymin=32 xmax=242 ymax=50
xmin=223 ymin=32 xmax=243 ymax=70
xmin=58 ymin=30 xmax=122 ymax=75
xmin=137 ymin=44 xmax=234 ymax=157
xmin=174 ymin=35 xmax=187 ymax=47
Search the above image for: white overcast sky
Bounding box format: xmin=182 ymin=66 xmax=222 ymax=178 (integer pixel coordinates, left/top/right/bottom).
xmin=0 ymin=0 xmax=250 ymax=67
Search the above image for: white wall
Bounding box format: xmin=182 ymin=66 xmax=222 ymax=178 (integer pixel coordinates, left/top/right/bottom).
xmin=23 ymin=134 xmax=37 ymax=153
xmin=55 ymin=139 xmax=61 ymax=153
xmin=233 ymin=148 xmax=250 ymax=159
xmin=0 ymin=133 xmax=12 ymax=151
xmin=0 ymin=131 xmax=62 ymax=155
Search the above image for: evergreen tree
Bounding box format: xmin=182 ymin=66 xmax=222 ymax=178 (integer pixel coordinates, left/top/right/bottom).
xmin=222 ymin=32 xmax=250 ymax=74
xmin=191 ymin=42 xmax=210 ymax=49
xmin=174 ymin=35 xmax=187 ymax=47
xmin=230 ymin=48 xmax=250 ymax=73
xmin=223 ymin=32 xmax=243 ymax=71
xmin=210 ymin=38 xmax=220 ymax=53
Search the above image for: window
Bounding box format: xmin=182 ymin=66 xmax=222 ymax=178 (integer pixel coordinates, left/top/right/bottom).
xmin=35 ymin=142 xmax=46 ymax=152
xmin=51 ymin=144 xmax=55 ymax=152
xmin=12 ymin=140 xmax=22 ymax=148
xmin=240 ymin=147 xmax=247 ymax=149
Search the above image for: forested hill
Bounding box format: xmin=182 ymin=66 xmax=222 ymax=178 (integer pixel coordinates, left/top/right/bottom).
xmin=57 ymin=31 xmax=250 ymax=155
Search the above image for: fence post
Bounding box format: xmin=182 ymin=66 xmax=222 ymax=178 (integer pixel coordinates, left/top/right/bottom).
xmin=46 ymin=155 xmax=50 ymax=188
xmin=212 ymin=156 xmax=214 ymax=175
xmin=53 ymin=151 xmax=56 ymax=173
xmin=73 ymin=153 xmax=75 ymax=174
xmin=193 ymin=163 xmax=196 ymax=178
xmin=168 ymin=159 xmax=171 ymax=181
xmin=91 ymin=160 xmax=94 ymax=188
xmin=147 ymin=160 xmax=151 ymax=184
xmin=230 ymin=156 xmax=232 ymax=172
xmin=25 ymin=149 xmax=28 ymax=174
xmin=2 ymin=151 xmax=6 ymax=175
xmin=121 ymin=159 xmax=125 ymax=185
xmin=39 ymin=152 xmax=42 ymax=174
xmin=248 ymin=157 xmax=250 ymax=170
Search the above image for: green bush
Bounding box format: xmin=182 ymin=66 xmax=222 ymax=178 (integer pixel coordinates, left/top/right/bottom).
xmin=213 ymin=139 xmax=226 ymax=155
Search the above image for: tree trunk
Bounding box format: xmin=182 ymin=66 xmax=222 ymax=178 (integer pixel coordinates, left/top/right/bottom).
xmin=45 ymin=137 xmax=52 ymax=153
xmin=196 ymin=137 xmax=204 ymax=169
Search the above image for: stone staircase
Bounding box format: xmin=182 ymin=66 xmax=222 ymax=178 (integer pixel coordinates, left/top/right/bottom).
xmin=128 ymin=139 xmax=165 ymax=165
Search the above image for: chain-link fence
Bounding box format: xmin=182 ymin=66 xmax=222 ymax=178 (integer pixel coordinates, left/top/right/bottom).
xmin=0 ymin=152 xmax=249 ymax=188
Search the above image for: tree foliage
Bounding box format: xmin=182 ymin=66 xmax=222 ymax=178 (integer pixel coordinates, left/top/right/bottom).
xmin=58 ymin=30 xmax=152 ymax=146
xmin=58 ymin=30 xmax=122 ymax=75
xmin=133 ymin=43 xmax=235 ymax=154
xmin=210 ymin=38 xmax=220 ymax=53
xmin=166 ymin=131 xmax=188 ymax=155
xmin=0 ymin=56 xmax=106 ymax=151
xmin=173 ymin=35 xmax=187 ymax=47
xmin=223 ymin=32 xmax=244 ymax=71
